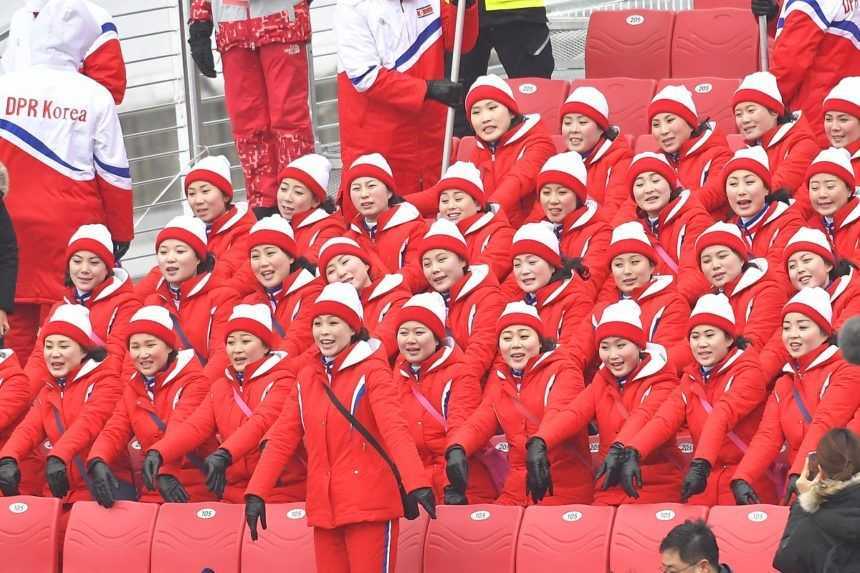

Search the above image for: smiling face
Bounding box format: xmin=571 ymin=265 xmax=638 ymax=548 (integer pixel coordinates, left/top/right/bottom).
xmin=438 ymin=189 xmax=480 ymax=222
xmin=186 ymin=181 xmax=229 ymax=224
xmin=422 ymin=248 xmax=466 ymax=293
xmin=540 ymin=183 xmax=579 ymax=224
xmin=157 ymin=239 xmax=200 ymax=286
xmin=470 ymin=99 xmax=515 ymax=144
xmin=397 ymin=320 xmax=438 ymax=364
xmin=325 ymin=254 xmax=372 ymax=289
xmin=651 ymin=112 xmax=693 ymax=154
xmin=226 ymin=331 xmax=268 ymax=372
xmin=312 ymin=314 xmax=355 ymax=358
xmin=734 ymin=102 xmax=779 ymax=141
xmin=809 ymin=173 xmax=852 ymax=217
xmin=129 ymin=333 xmax=172 ymax=377
xmin=513 ymin=254 xmax=554 ymax=293
xmin=824 ymin=111 xmax=860 ymax=148
xmin=277 ymin=177 xmax=320 ymax=221
xmin=598 ymin=336 xmax=640 ymax=378
xmin=726 ymin=169 xmax=769 ymax=218
xmin=561 ymin=113 xmax=603 ymax=153
xmin=349 ymin=177 xmax=391 ymax=222
xmin=611 ymin=253 xmax=655 ymax=295
xmin=689 ymin=325 xmax=733 ymax=368
xmin=499 ymin=325 xmax=541 ymax=370
xmin=632 ymin=171 xmax=673 ymax=217
xmin=250 ymin=244 xmax=294 ymax=289
xmin=68 ymin=250 xmax=109 ymax=293
xmin=787 ymin=251 xmax=833 ymax=290
xmin=699 ymin=245 xmax=744 ymax=289
xmin=782 ymin=311 xmax=829 ymax=358
xmin=44 ymin=334 xmax=87 ymax=378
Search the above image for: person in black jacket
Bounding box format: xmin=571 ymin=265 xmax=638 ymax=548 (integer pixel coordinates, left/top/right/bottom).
xmin=774 ymin=428 xmax=860 ymax=573
xmin=659 ymin=520 xmax=733 ymax=573
xmin=0 ymin=162 xmax=16 ymax=340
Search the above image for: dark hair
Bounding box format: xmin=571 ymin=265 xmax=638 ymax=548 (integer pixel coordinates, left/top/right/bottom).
xmin=388 ymin=193 xmax=406 ymax=207
xmin=734 ymin=335 xmax=750 ymax=350
xmin=539 ymin=336 xmax=557 ymax=354
xmin=829 ymin=259 xmax=855 ymax=281
xmin=659 ymin=519 xmax=719 ymax=568
xmin=350 ymin=328 xmax=371 ymax=344
xmin=741 ymin=259 xmax=761 ymax=273
xmin=777 ymin=110 xmax=798 ymax=125
xmin=290 ymin=256 xmax=317 ymax=275
xmin=816 ymin=428 xmax=860 ymax=481
xmin=166 ymin=349 xmax=178 ymax=366
xmin=690 ymin=118 xmax=712 ymax=138
xmin=604 ymin=126 xmax=619 ymax=141
xmin=549 ymin=257 xmax=591 ymax=283
xmin=320 ymin=197 xmax=337 ymax=214
xmin=764 ymin=188 xmax=792 ymax=205
xmin=196 ymin=252 xmax=216 ymax=275
xmin=84 ymin=347 xmax=108 ymax=363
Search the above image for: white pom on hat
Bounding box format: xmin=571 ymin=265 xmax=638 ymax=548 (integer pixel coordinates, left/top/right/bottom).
xmin=185 ymin=155 xmax=233 ymax=198
xmin=688 ymin=293 xmax=736 ymax=337
xmin=398 ymin=292 xmax=448 ymax=341
xmin=278 ymin=153 xmax=332 ymax=203
xmin=419 ymin=218 xmax=468 ymax=260
xmin=783 ymin=286 xmax=833 ymax=334
xmin=733 ymin=71 xmax=785 ymax=114
xmin=823 ymin=77 xmax=860 ymax=118
xmin=156 ymin=215 xmax=209 ymax=261
xmin=312 ymin=282 xmax=365 ymax=332
xmin=438 ymin=161 xmax=485 ymax=206
xmin=595 ymin=299 xmax=646 ymax=347
xmin=536 ymin=152 xmax=589 ymax=203
xmin=66 ymin=223 xmax=115 ymax=267
xmin=560 ymin=86 xmax=610 ymax=130
xmin=226 ymin=303 xmax=275 ymax=347
xmin=648 ymin=85 xmax=698 ymax=127
xmin=806 ymin=147 xmax=856 ymax=190
xmin=511 ymin=222 xmax=562 ymax=268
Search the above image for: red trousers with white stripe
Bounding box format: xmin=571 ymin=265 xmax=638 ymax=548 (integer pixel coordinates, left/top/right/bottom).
xmin=313 ymin=520 xmax=399 ymax=573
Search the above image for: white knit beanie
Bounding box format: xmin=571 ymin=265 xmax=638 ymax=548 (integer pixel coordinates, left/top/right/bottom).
xmin=732 ymin=71 xmax=785 ymax=115
xmin=185 ymin=155 xmax=233 ymax=199
xmin=278 ymin=153 xmax=332 ymax=203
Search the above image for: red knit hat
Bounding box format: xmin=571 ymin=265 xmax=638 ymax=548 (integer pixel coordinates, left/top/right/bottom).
xmin=732 ymin=72 xmax=785 ymax=115
xmin=126 ymin=305 xmax=178 ymax=348
xmin=437 ymin=161 xmax=486 ymax=207
xmin=185 ymin=155 xmax=234 ymax=200
xmin=695 ymin=221 xmax=750 ymax=263
xmin=311 ymin=282 xmax=364 ymax=333
xmin=397 ymin=292 xmax=448 ymax=341
xmin=560 ymin=86 xmax=610 ymax=131
xmin=226 ymin=304 xmax=274 ymax=348
xmin=511 ymin=222 xmax=562 ymax=268
xmin=42 ymin=304 xmax=95 ymax=350
xmin=419 ymin=219 xmax=469 ymax=261
xmin=607 ymin=221 xmax=658 ymax=266
xmin=648 ymin=85 xmax=698 ymax=128
xmin=155 ymin=215 xmax=208 ymax=261
xmin=627 ymin=151 xmax=679 ymax=192
xmin=721 ymin=145 xmax=772 ymax=191
xmin=688 ymin=293 xmax=737 ymax=338
xmin=783 ymin=227 xmax=836 ymax=271
xmin=345 ymin=153 xmax=396 ymax=192
xmin=782 ymin=287 xmax=833 ymax=335
xmin=496 ymin=301 xmax=544 ymax=338
xmin=536 ymin=152 xmax=589 ymax=205
xmin=823 ymin=77 xmax=860 ymax=119
xmin=66 ymin=223 xmax=115 ymax=268
xmin=317 ymin=237 xmax=371 ymax=280
xmin=806 ymin=148 xmax=857 ymax=190
xmin=278 ymin=153 xmax=332 ymax=203
xmin=594 ymin=299 xmax=646 ymax=348
xmin=247 ymin=215 xmax=297 ymax=258
xmin=465 ymin=74 xmax=520 ymax=115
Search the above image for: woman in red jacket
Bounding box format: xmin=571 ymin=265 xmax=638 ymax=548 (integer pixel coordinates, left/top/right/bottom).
xmin=527 ymin=299 xmax=682 ymax=505
xmin=393 ymin=292 xmax=495 ymax=504
xmin=244 ymin=282 xmax=435 ymax=572
xmin=533 ymin=151 xmax=612 ymax=287
xmin=731 ymin=287 xmax=860 ymax=505
xmin=276 ymin=153 xmax=346 ymax=265
xmin=615 ymin=294 xmax=774 ymax=505
xmin=418 ymin=219 xmax=505 ymax=381
xmin=344 ymin=153 xmax=428 ymax=292
xmin=144 ymin=215 xmax=237 ymax=378
xmin=319 ymin=237 xmax=411 ymax=360
xmin=445 ymin=302 xmax=592 ymax=506
xmin=559 ymin=86 xmax=634 ymax=211
xmin=0 ymin=349 xmax=44 ymax=496
xmin=0 ymin=305 xmax=127 ymax=505
xmin=142 ymin=303 xmax=305 ymax=504
xmin=805 ymin=148 xmax=860 ymax=260
xmin=648 ymin=85 xmax=733 ymax=216
xmin=86 ymin=306 xmax=214 ymax=506
xmin=823 ymin=78 xmax=860 ymax=172
xmin=435 ymin=161 xmax=514 ymax=281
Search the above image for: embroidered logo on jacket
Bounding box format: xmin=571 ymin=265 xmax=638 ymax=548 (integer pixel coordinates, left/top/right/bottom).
xmin=417 ymin=4 xmax=434 ymax=17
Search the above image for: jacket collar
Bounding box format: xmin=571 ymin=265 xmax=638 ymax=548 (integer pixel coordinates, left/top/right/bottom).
xmin=349 ymin=202 xmax=421 ymax=235
xmin=477 ymin=113 xmax=541 ymax=149
xmin=452 ymin=264 xmax=491 ymax=302
xmin=292 ymin=207 xmax=331 ymax=229
xmin=139 ymin=348 xmax=195 ymax=390
xmin=335 ymin=339 xmax=382 ymax=372
xmin=209 ymin=202 xmax=249 ymax=236
xmin=459 ymin=207 xmax=499 ymax=236
xmin=71 ymin=358 xmax=102 ymax=383
xmin=536 ymin=276 xmax=573 ymax=307
xmin=588 ymin=136 xmax=614 ymax=164
xmin=0 ymin=349 xmax=15 ymax=365
xmin=783 ymin=343 xmax=840 ymax=375
xmin=283 ymin=268 xmax=317 ymax=296
xmin=366 ymin=273 xmax=405 ymax=302
xmin=398 ymin=343 xmax=456 ymax=377
xmin=799 ymin=472 xmax=860 ymax=513
xmin=157 ymin=271 xmax=213 ymax=301
xmin=828 ymin=267 xmax=854 ymax=301
xmin=564 ymin=200 xmax=599 ymax=232
xmin=833 ymin=197 xmax=860 ymax=229
xmin=65 ymin=268 xmax=131 ymax=306
xmin=682 ymin=121 xmax=716 ymax=157
xmin=495 ymin=349 xmax=556 ymax=380
xmin=724 ymin=258 xmax=768 ymax=297
xmin=227 ymin=351 xmax=287 ymax=382
xmin=762 ymin=112 xmax=801 ymax=148
xmin=631 ymin=344 xmax=668 ymax=381
xmin=630 ymin=274 xmax=674 ymax=301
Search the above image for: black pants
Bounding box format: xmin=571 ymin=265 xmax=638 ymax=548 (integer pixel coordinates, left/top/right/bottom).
xmin=455 ymin=21 xmax=554 ymax=136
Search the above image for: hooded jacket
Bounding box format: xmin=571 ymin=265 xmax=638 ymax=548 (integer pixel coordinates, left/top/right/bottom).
xmin=583 ymin=134 xmax=634 ymax=212
xmin=456 ymin=207 xmax=515 ymax=281
xmin=290 ymin=207 xmax=347 ymax=265
xmin=668 ymin=122 xmax=733 ymax=217
xmin=754 ymin=114 xmax=821 ymax=211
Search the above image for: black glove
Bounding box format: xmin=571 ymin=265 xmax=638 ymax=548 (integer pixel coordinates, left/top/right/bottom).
xmin=751 ymin=0 xmax=779 ymax=18
xmin=142 ymin=450 xmax=162 ymax=491
xmin=595 ymin=442 xmax=628 ymax=490
xmin=443 ymin=484 xmax=468 ymax=505
xmin=188 ymin=20 xmax=216 ymax=78
xmin=681 ymin=458 xmax=712 ymax=502
xmin=406 ymin=487 xmax=437 ymax=520
xmin=426 ymin=80 xmax=465 ymax=108
xmin=526 ymin=437 xmax=553 ymax=504
xmin=112 ymin=241 xmax=130 ymax=262
xmin=445 ymin=445 xmax=469 ymax=495
xmin=783 ymin=474 xmax=800 ymax=505
xmin=731 ymin=479 xmax=761 ymax=505
xmin=204 ymin=448 xmax=232 ymax=499
xmin=46 ymin=456 xmax=70 ymax=498
xmin=88 ymin=459 xmax=119 ymax=508
xmin=157 ymin=475 xmax=190 ymax=503
xmin=245 ymin=494 xmax=267 ymax=541
xmin=0 ymin=457 xmax=20 ymax=497
xmin=619 ymin=448 xmax=642 ymax=499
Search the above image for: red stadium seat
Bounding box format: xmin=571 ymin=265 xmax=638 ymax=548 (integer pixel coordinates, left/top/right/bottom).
xmin=727 ymin=134 xmax=746 ymax=152
xmin=570 ymin=78 xmax=658 ymax=137
xmin=634 ymin=134 xmax=660 ymax=154
xmin=396 ymin=509 xmax=430 ymax=573
xmin=150 ymin=502 xmax=245 ymax=573
xmin=456 ymin=136 xmax=478 ymax=162
xmin=507 ymin=78 xmax=571 ymax=133
xmin=585 ymin=10 xmax=675 ymax=79
xmin=551 ymin=134 xmax=568 ymax=153
xmin=423 ymin=505 xmax=523 ymax=573
xmin=610 ymin=503 xmax=710 ymax=573
xmin=0 ymin=496 xmax=61 ymax=573
xmin=516 ymin=505 xmax=615 ymax=572
xmin=671 ymin=9 xmax=759 ymax=78
xmin=241 ymin=503 xmax=315 ymax=573
xmin=708 ymin=504 xmax=789 ymax=573
xmin=657 ymin=77 xmax=742 ymax=133
xmin=64 ymin=501 xmax=158 ymax=573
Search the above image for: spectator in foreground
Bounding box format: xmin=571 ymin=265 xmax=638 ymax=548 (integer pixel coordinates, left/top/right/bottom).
xmin=0 ymin=162 xmax=15 ymax=340
xmin=659 ymin=519 xmax=732 ymax=573
xmin=773 ymin=428 xmax=860 ymax=573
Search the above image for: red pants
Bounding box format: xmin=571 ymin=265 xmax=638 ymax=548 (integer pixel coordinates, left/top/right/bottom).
xmin=5 ymin=303 xmax=49 ymax=363
xmin=222 ymin=43 xmax=314 ymax=209
xmin=314 ymin=520 xmax=399 ymax=573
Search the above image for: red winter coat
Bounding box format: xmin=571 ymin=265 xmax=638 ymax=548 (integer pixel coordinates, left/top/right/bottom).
xmin=348 ymin=203 xmax=428 ymax=292
xmin=0 ymin=357 xmax=126 ymax=502
xmin=448 ymin=350 xmax=593 ymax=505
xmin=668 ymin=122 xmax=733 ymax=217
xmin=393 ymin=343 xmax=494 ymax=502
xmin=734 ymin=344 xmax=860 ymax=488
xmin=734 ymin=201 xmax=804 ymax=285
xmin=756 ymin=114 xmax=820 ymax=202
xmin=290 ymin=207 xmax=347 ymax=265
xmin=627 ymin=348 xmax=773 ymax=506
xmin=553 ymin=201 xmax=613 ymax=288
xmin=246 ymin=340 xmax=429 ymax=528
xmin=584 ymin=135 xmax=634 ymax=211
xmin=718 ymin=259 xmax=787 ymax=349
xmin=848 ymin=141 xmax=860 ymax=177
xmin=537 ymin=346 xmax=683 ymax=505
xmin=87 ymin=350 xmax=215 ymax=502
xmin=150 ymin=352 xmax=305 ymax=503
xmin=456 ymin=208 xmax=515 ymax=281
xmin=808 ymin=197 xmax=860 ymax=261
xmin=359 ymin=274 xmax=412 ymax=361
xmin=0 ymin=350 xmax=43 ymax=496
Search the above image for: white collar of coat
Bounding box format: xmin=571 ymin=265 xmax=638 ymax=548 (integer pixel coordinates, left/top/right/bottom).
xmin=717 ymin=347 xmax=746 ymax=375
xmin=251 ymin=351 xmax=287 ymax=379
xmin=830 ymin=267 xmax=854 ymax=302
xmin=383 ymin=202 xmax=421 ymax=231
xmin=543 ymin=277 xmax=573 ymax=305
xmin=638 ymin=274 xmax=674 ymax=300
xmin=685 ymin=121 xmax=716 ymax=157
xmin=476 ymin=113 xmax=541 ymax=149
xmin=369 ymin=273 xmax=404 ymax=301
xmin=0 ymin=349 xmax=15 ymax=365
xmin=632 ymin=343 xmax=668 ymax=381
xmin=762 ymin=200 xmax=791 ymax=227
xmin=187 ymin=272 xmax=213 ymax=298
xmin=589 ymin=136 xmax=615 ymax=164
xmin=427 ymin=342 xmax=455 ymax=373
xmin=463 ymin=209 xmax=497 ymax=236
xmin=840 ymin=200 xmax=860 ymax=228
xmin=340 ymin=339 xmax=382 ymax=371
xmin=766 ymin=112 xmax=801 ymax=147
xmin=216 ymin=202 xmax=249 ymax=234
xmin=567 ymin=200 xmax=599 ymax=231
xmin=495 ymin=349 xmax=556 ymax=379
xmin=295 ymin=207 xmax=330 ymax=229
xmin=455 ymin=264 xmax=490 ymax=301
xmin=91 ymin=268 xmax=130 ymax=303
xmin=782 ymin=344 xmax=839 ymax=374
xmin=74 ymin=358 xmax=102 ymax=381
xmin=664 ymin=189 xmax=691 ymax=225
xmin=730 ymin=258 xmax=768 ymax=296
xmin=852 ymin=147 xmax=860 ymax=160
xmin=162 ymin=349 xmax=196 ymax=386
xmin=286 ymin=268 xmax=316 ymax=296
